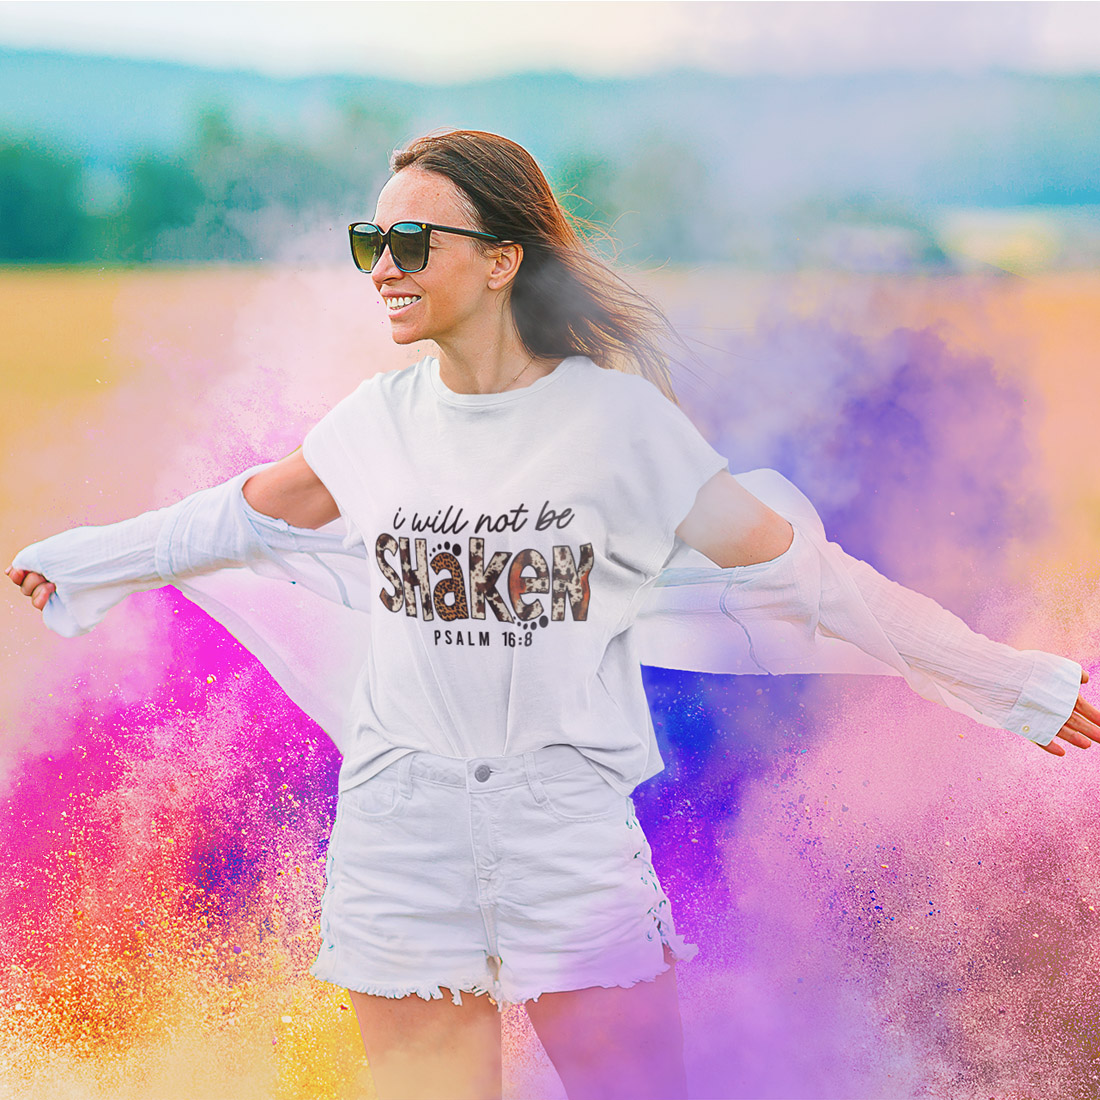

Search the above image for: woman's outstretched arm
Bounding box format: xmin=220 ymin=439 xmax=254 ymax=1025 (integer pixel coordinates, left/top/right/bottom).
xmin=7 ymin=447 xmax=350 ymax=635
xmin=674 ymin=470 xmax=1100 ymax=757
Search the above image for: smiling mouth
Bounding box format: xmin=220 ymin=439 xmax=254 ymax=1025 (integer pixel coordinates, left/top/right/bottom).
xmin=384 ymin=295 xmax=421 ymax=314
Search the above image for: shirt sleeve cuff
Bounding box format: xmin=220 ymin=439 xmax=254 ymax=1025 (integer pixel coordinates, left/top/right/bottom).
xmin=1003 ymin=650 xmax=1082 ymax=745
xmin=13 ymin=509 xmax=168 ymax=637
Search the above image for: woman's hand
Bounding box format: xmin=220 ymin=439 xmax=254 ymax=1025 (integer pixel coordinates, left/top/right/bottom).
xmin=1038 ymin=670 xmax=1100 ymax=756
xmin=6 ymin=565 xmax=55 ymax=612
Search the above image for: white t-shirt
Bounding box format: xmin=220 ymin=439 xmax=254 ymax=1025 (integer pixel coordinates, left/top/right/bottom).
xmin=301 ymin=354 xmax=730 ymax=793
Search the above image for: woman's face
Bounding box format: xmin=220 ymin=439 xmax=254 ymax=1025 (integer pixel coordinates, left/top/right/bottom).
xmin=369 ymin=167 xmax=507 ymax=348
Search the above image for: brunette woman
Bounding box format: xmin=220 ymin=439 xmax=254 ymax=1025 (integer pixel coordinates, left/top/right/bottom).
xmin=11 ymin=130 xmax=1098 ymax=1100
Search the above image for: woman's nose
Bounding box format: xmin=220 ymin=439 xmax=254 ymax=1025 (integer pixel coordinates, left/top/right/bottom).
xmin=371 ymin=244 xmax=401 ymax=288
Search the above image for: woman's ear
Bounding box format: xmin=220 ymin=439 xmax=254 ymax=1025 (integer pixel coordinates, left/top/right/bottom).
xmin=487 ymin=243 xmax=523 ymax=291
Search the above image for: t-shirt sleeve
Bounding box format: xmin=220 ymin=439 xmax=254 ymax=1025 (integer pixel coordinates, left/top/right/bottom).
xmin=300 ymin=381 xmax=373 ymax=546
xmin=622 ymin=380 xmax=730 ymax=575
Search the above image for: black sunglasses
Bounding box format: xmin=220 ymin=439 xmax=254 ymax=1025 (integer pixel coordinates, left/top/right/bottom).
xmin=348 ymin=221 xmax=502 ymax=274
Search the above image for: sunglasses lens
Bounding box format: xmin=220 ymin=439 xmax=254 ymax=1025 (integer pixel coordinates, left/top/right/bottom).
xmin=390 ymin=223 xmax=429 ymax=273
xmin=350 ymin=224 xmax=383 ymax=271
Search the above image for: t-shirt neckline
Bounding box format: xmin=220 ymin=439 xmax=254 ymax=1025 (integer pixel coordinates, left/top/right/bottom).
xmin=428 ymin=355 xmax=580 ymax=407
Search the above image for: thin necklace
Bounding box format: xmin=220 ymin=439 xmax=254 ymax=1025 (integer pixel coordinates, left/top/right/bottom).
xmin=495 ymin=356 xmax=535 ymax=393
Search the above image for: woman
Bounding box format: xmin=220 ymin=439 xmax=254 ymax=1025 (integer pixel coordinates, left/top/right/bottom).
xmin=9 ymin=130 xmax=1099 ymax=1100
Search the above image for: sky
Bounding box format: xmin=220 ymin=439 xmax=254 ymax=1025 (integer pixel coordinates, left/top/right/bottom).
xmin=1 ymin=0 xmax=1100 ymax=81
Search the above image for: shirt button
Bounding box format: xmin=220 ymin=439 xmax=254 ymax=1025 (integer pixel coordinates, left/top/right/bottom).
xmin=474 ymin=764 xmax=492 ymax=782
xmin=1022 ymin=725 xmax=1031 ymax=734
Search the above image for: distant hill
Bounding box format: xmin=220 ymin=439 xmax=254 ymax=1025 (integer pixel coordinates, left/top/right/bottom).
xmin=3 ymin=49 xmax=1100 ymax=205
xmin=2 ymin=48 xmax=1099 ymax=267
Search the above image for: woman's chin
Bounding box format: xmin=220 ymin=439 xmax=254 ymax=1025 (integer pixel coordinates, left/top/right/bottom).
xmin=387 ymin=320 xmax=423 ymax=345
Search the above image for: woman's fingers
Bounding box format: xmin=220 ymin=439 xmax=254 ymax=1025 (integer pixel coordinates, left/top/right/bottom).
xmin=19 ymin=571 xmax=47 ymax=597
xmin=1039 ymin=693 xmax=1100 ymax=756
xmin=5 ymin=566 xmax=54 ymax=612
xmin=1057 ymin=690 xmax=1100 ymax=745
xmin=1064 ymin=709 xmax=1100 ymax=742
xmin=30 ymin=581 xmax=55 ymax=610
xmin=1072 ymin=695 xmax=1100 ymax=730
xmin=1058 ymin=727 xmax=1093 ymax=750
xmin=1035 ymin=674 xmax=1100 ymax=758
xmin=19 ymin=572 xmax=44 ymax=596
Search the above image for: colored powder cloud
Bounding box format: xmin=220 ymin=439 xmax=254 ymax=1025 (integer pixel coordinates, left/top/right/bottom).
xmin=3 ymin=269 xmax=1099 ymax=1098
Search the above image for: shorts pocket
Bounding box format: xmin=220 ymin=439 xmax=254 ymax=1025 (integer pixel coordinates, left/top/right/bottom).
xmin=340 ymin=760 xmax=411 ymax=822
xmin=534 ymin=760 xmax=625 ymax=823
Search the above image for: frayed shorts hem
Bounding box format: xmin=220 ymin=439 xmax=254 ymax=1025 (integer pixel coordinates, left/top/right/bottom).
xmin=508 ymin=929 xmax=699 ymax=1006
xmin=310 ymin=931 xmax=699 ymax=1010
xmin=311 ymin=969 xmax=498 ymax=1007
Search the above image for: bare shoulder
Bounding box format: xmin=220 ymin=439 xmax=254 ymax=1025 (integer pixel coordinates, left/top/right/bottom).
xmin=676 ymin=470 xmax=794 ymax=569
xmin=242 ymin=448 xmax=339 ymax=529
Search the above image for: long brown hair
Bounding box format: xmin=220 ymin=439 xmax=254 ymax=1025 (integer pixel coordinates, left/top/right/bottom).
xmin=390 ymin=130 xmax=679 ymax=400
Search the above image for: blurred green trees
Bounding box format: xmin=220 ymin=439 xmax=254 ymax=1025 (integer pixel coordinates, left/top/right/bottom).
xmin=0 ymin=138 xmax=92 ymax=262
xmin=553 ymin=137 xmax=733 ymax=265
xmin=0 ymin=91 xmax=1087 ymax=270
xmin=112 ymin=152 xmax=205 ymax=261
xmin=0 ymin=101 xmax=407 ymax=264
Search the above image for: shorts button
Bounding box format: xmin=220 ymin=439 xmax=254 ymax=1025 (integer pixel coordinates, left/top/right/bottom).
xmin=474 ymin=764 xmax=492 ymax=782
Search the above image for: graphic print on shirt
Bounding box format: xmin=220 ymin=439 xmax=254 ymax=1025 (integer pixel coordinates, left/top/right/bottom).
xmin=374 ymin=499 xmax=592 ymax=648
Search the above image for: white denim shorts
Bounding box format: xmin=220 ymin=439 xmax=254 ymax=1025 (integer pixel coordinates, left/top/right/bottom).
xmin=309 ymin=744 xmax=696 ymax=1007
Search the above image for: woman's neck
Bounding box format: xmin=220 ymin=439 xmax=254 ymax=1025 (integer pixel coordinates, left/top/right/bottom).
xmin=436 ymin=329 xmax=560 ymax=395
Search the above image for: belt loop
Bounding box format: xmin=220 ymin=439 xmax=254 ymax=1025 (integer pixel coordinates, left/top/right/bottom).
xmin=523 ymin=750 xmax=549 ymax=806
xmin=398 ymin=754 xmax=415 ymax=800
